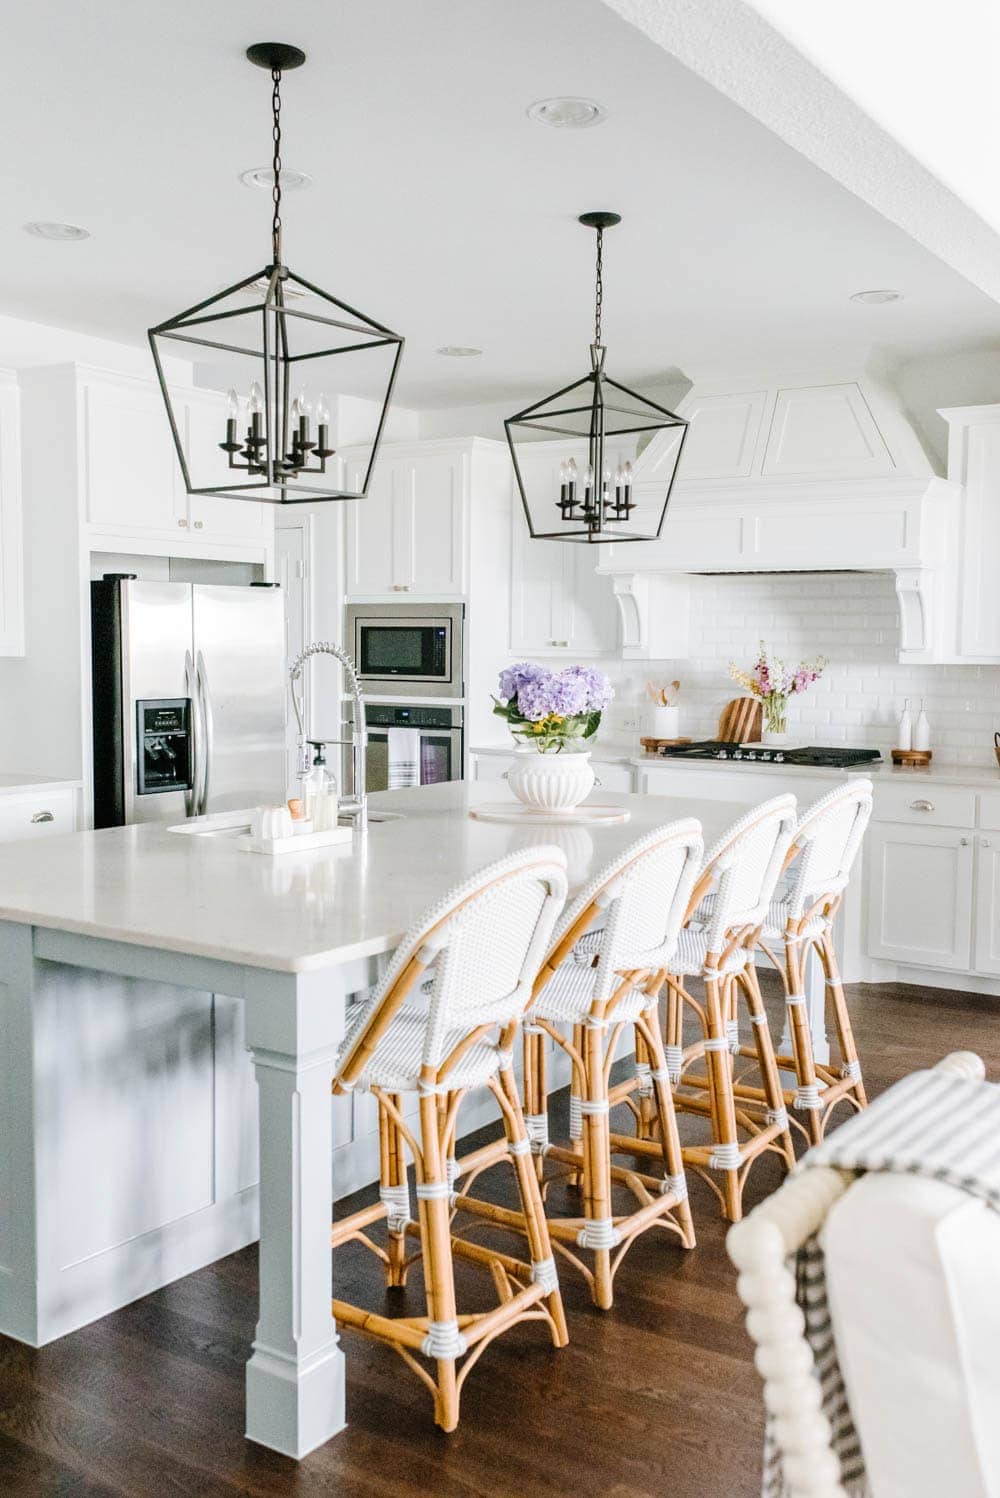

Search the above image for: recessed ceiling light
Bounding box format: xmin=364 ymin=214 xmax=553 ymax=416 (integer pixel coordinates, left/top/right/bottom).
xmin=23 ymin=220 xmax=90 ymax=242
xmin=437 ymin=346 xmax=483 ymax=358
xmin=527 ymin=97 xmax=607 ymax=130
xmin=239 ymin=165 xmax=313 ymax=191
xmin=850 ymin=288 xmax=903 ymax=305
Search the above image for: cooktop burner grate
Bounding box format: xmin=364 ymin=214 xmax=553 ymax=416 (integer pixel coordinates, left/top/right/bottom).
xmin=649 ymin=741 xmax=882 ymax=767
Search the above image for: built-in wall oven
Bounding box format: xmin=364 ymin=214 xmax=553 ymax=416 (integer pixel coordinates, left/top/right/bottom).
xmin=347 ymin=603 xmax=464 ymax=699
xmin=364 ymin=703 xmax=464 ymax=791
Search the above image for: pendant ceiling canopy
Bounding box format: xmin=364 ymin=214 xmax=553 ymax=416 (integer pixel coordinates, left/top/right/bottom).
xmin=505 ymin=212 xmax=688 ymax=544
xmin=148 ymin=43 xmax=404 ymax=505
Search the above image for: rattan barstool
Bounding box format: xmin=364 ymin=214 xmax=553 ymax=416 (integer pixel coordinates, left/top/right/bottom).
xmin=753 ymin=778 xmax=874 ymax=1145
xmin=470 ymin=820 xmax=705 ymax=1310
xmin=642 ymin=795 xmax=799 ymax=1222
xmin=330 ymin=845 xmax=569 ymax=1432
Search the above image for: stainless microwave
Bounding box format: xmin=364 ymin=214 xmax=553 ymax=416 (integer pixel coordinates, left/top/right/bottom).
xmin=346 ymin=603 xmax=464 ymax=698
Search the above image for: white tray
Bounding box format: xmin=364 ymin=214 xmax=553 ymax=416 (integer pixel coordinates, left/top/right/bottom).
xmin=237 ymin=825 xmax=354 ymax=856
xmin=469 ymin=802 xmax=630 ymax=826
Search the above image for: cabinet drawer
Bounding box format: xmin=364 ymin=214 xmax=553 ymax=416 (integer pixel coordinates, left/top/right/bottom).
xmin=0 ymin=789 xmax=76 ymax=842
xmin=978 ymin=791 xmax=1000 ymax=832
xmin=592 ymin=762 xmax=634 ymax=793
xmin=873 ymin=784 xmax=976 ymax=828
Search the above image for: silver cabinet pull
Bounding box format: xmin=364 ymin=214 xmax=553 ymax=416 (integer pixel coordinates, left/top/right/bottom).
xmin=983 ymin=839 xmax=992 ymax=849
xmin=549 ymin=639 xmax=569 ymax=648
xmin=910 ymin=799 xmax=934 ymax=812
xmin=960 ymin=837 xmax=970 ymax=846
xmin=178 ymin=518 xmax=188 ymax=527
xmin=30 ymin=810 xmax=54 ymax=824
xmin=193 ymin=520 xmax=204 ymax=529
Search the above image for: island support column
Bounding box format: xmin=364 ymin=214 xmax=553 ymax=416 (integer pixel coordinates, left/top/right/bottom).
xmin=243 ymin=965 xmax=347 ymax=1459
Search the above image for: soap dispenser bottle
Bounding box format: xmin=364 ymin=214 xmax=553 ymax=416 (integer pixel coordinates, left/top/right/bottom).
xmin=302 ymin=743 xmax=339 ymax=831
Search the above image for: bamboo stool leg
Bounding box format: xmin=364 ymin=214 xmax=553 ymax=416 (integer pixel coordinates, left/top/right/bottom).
xmin=580 ymin=1019 xmax=616 ymax=1309
xmin=739 ymin=965 xmax=795 ymax=1171
xmin=416 ymin=1091 xmax=462 ymax=1432
xmin=784 ymin=927 xmax=823 ymax=1148
xmin=522 ymin=1022 xmax=550 ymax=1181
xmin=567 ymin=1022 xmax=585 ymax=1188
xmin=664 ymin=976 xmax=684 ymax=1084
xmin=701 ymin=969 xmax=744 ymax=1222
xmin=818 ymin=928 xmax=868 ymax=1116
xmin=495 ymin=1064 xmax=568 ymax=1346
xmin=639 ymin=1009 xmax=695 ymax=1250
xmin=379 ymin=1092 xmax=411 ymax=1287
xmin=633 ymin=1024 xmax=657 ymax=1140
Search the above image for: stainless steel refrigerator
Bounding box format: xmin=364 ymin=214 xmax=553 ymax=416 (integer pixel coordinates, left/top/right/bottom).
xmin=91 ymin=575 xmax=286 ymax=827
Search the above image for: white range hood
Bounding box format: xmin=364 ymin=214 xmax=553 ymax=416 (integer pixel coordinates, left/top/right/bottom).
xmin=597 ymin=368 xmax=960 ymax=662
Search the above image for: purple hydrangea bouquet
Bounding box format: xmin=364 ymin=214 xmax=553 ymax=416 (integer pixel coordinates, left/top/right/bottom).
xmin=729 ymin=640 xmax=826 ymax=739
xmin=493 ymin=662 xmax=614 ymax=754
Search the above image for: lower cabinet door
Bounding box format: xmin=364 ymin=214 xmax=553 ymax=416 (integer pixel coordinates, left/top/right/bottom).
xmin=866 ymin=823 xmax=974 ymax=971
xmin=973 ymin=836 xmax=1000 ymax=976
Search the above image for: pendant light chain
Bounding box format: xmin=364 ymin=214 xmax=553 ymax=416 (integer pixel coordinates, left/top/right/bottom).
xmin=593 ymin=226 xmax=604 ymax=347
xmin=271 ymin=66 xmax=283 ymax=266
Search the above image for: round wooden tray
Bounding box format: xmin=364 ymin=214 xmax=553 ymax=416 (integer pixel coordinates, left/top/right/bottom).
xmin=640 ymin=736 xmax=692 ymax=752
xmin=891 ymin=749 xmax=932 ymax=767
xmin=469 ymin=802 xmax=631 ymax=826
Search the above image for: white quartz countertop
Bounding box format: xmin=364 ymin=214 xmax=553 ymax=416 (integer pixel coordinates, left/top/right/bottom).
xmin=0 ymin=783 xmax=745 ymax=974
xmin=470 ymin=742 xmax=636 ymax=766
xmin=0 ymin=774 xmax=81 ymax=795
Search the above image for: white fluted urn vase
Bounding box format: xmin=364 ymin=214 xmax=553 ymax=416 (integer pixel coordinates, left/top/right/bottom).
xmin=506 ymin=746 xmax=595 ymax=813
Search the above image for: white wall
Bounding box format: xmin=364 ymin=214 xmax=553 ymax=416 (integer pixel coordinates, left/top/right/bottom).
xmin=598 ymin=571 xmax=1000 ymax=768
xmin=0 ymin=311 xmax=190 ymax=382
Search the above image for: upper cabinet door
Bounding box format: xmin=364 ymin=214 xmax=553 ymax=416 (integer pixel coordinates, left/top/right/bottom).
xmin=407 ymin=450 xmax=466 ymax=597
xmin=345 ymin=454 xmax=403 ymax=596
xmin=958 ymin=420 xmax=1000 ymax=660
xmin=509 ymin=469 xmax=617 ymax=657
xmin=82 ymin=377 xmax=186 ymax=533
xmin=182 ymin=390 xmax=271 ymax=541
xmin=345 ymin=448 xmax=467 ymax=599
xmin=0 ymin=377 xmax=23 ymax=656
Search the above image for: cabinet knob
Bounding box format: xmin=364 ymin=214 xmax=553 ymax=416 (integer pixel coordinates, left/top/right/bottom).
xmin=910 ymin=799 xmax=934 ymax=812
xmin=193 ymin=520 xmax=204 ymax=529
xmin=983 ymin=839 xmax=992 ymax=849
xmin=30 ymin=811 xmax=54 ymax=824
xmin=178 ymin=518 xmax=188 ymax=528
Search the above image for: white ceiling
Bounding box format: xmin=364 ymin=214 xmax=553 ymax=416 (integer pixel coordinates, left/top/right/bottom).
xmin=4 ymin=0 xmax=1000 ymax=409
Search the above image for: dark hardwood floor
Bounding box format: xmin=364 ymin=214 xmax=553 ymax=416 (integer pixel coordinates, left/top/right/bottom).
xmin=2 ymin=978 xmax=997 ymax=1497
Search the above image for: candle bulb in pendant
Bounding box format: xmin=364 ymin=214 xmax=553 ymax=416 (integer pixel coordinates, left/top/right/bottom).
xmin=623 ymin=459 xmax=633 ymax=510
xmin=315 ymin=393 xmax=331 ymax=459
xmin=295 ymin=390 xmax=311 ymax=447
xmin=558 ymin=460 xmax=569 ymax=512
xmin=566 ymin=457 xmax=578 ymax=510
xmin=614 ymin=462 xmax=624 ymax=511
xmin=223 ymin=387 xmax=239 ymax=451
xmin=248 ymin=381 xmax=264 ymax=442
xmin=602 ymin=465 xmax=611 ymax=510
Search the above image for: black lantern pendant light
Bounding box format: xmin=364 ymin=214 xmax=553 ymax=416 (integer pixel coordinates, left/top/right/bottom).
xmin=505 ymin=212 xmax=687 ymax=543
xmin=148 ymin=43 xmax=404 ymax=504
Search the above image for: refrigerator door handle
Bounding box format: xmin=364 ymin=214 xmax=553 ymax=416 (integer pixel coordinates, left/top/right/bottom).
xmin=183 ymin=650 xmax=199 ymax=819
xmin=195 ymin=649 xmax=215 ymax=815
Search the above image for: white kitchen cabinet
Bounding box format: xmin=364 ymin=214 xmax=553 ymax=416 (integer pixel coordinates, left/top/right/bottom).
xmin=973 ymin=834 xmax=1000 ymax=976
xmin=469 ymin=751 xmax=633 ymax=793
xmin=0 ymin=786 xmax=78 ymax=843
xmin=82 ymin=373 xmax=185 ymax=534
xmin=509 ymin=494 xmax=618 ymax=657
xmin=939 ymin=407 xmax=1000 ymax=661
xmin=866 ymin=823 xmax=974 ymax=972
xmin=0 ymin=372 xmax=24 ymax=655
xmin=344 ymin=443 xmax=466 ymax=599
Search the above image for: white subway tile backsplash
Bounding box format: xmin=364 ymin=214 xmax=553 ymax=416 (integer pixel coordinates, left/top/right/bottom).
xmin=604 ymin=571 xmax=1000 ymax=768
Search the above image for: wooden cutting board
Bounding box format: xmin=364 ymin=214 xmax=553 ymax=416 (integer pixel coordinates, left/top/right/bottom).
xmin=717 ymin=697 xmax=762 ymax=743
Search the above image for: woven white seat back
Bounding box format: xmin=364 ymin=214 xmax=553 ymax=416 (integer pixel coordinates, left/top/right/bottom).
xmin=334 ymin=846 xmax=568 ymax=1084
xmin=549 ymin=819 xmax=703 ymax=1002
xmin=784 ymin=778 xmax=873 ymax=920
xmin=701 ymin=795 xmax=797 ymax=953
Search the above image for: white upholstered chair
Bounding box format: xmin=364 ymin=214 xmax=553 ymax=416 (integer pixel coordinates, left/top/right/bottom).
xmin=509 ymin=819 xmax=705 ymax=1309
xmin=728 ymin=1051 xmax=999 ymax=1498
xmin=659 ymin=794 xmax=798 ymax=1221
xmin=331 ymin=845 xmax=568 ymax=1432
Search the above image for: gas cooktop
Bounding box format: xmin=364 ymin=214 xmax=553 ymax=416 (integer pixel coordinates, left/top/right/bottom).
xmin=649 ymin=741 xmax=882 ymax=768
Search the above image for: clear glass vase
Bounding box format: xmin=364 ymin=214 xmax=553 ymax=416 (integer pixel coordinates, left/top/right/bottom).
xmin=762 ymin=694 xmax=789 ymax=745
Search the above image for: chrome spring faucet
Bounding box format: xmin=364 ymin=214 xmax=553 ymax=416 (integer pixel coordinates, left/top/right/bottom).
xmin=289 ymin=641 xmax=367 ymax=825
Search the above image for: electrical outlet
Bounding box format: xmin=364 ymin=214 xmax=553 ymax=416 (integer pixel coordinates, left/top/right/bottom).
xmin=619 ymin=708 xmax=644 ymax=734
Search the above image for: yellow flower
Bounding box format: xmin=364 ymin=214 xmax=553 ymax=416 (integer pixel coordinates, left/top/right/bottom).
xmin=532 ymin=722 xmax=545 ymax=734
xmin=549 ymin=714 xmax=564 ymax=724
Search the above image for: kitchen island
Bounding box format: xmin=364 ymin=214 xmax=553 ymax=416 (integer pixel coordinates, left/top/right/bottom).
xmin=0 ymin=779 xmax=809 ymax=1459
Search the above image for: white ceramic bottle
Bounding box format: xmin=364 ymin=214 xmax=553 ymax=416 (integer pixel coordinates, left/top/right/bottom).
xmin=914 ymin=701 xmax=931 ymax=753
xmin=897 ymin=699 xmax=912 ymax=752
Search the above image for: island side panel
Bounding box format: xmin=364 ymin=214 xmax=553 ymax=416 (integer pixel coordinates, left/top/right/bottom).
xmin=0 ymin=924 xmax=41 ymax=1342
xmin=0 ymin=927 xmax=260 ymax=1346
